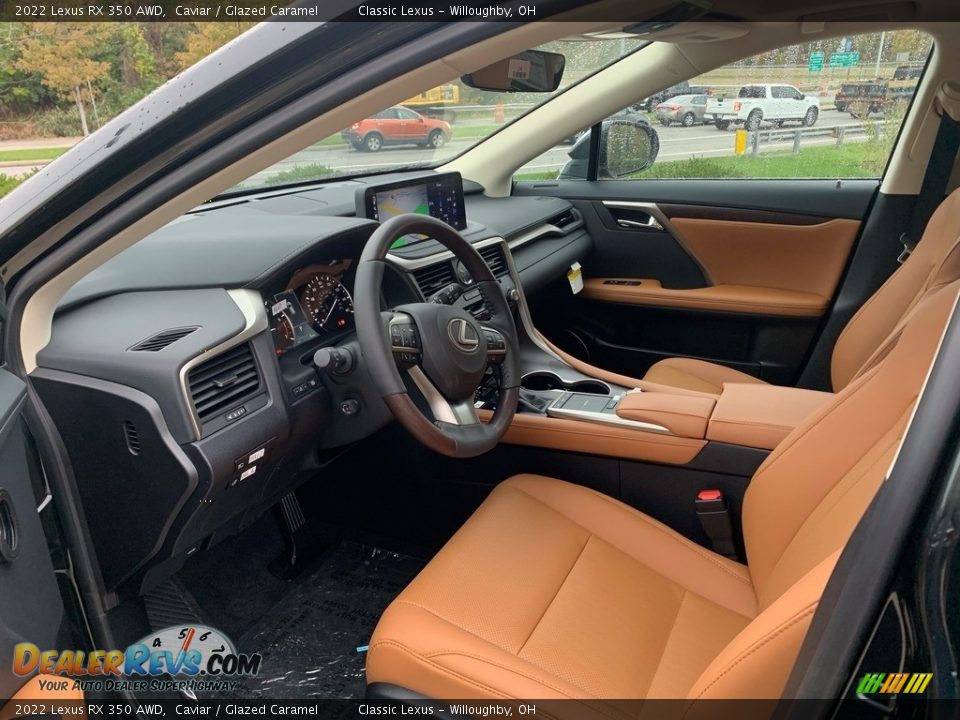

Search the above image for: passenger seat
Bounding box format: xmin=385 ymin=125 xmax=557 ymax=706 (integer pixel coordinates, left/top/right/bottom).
xmin=643 ymin=187 xmax=960 ymax=394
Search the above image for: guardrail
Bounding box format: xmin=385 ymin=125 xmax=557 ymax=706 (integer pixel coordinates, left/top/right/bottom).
xmin=736 ymin=120 xmax=886 ymax=155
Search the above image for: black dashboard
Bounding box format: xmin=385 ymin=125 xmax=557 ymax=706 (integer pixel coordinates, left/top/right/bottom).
xmin=31 ymin=172 xmax=591 ymax=599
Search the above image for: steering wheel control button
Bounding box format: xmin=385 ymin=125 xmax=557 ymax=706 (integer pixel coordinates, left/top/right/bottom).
xmin=483 ymin=328 xmax=507 ymax=362
xmin=390 ymin=317 xmax=423 ymax=367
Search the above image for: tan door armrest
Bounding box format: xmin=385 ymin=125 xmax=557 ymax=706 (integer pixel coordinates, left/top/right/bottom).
xmin=616 ymin=391 xmax=716 ymax=439
xmin=707 ymin=383 xmax=833 ymax=450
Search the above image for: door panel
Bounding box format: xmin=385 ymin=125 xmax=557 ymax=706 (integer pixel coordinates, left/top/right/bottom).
xmin=579 ymin=279 xmax=829 ymax=317
xmin=665 ymin=216 xmax=860 ymax=299
xmin=0 ymin=369 xmax=63 ymax=698
xmin=515 ymin=179 xmax=876 ymax=385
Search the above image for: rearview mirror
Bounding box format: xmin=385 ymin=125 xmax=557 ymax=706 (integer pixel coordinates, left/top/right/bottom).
xmin=461 ymin=50 xmax=566 ymax=93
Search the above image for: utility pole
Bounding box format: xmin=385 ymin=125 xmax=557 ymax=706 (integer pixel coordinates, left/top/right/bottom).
xmin=875 ymin=31 xmax=886 ymax=78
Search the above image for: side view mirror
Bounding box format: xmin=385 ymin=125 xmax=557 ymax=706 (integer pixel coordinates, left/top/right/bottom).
xmin=559 ymin=117 xmax=660 ymax=180
xmin=462 ymin=49 xmax=566 ymax=93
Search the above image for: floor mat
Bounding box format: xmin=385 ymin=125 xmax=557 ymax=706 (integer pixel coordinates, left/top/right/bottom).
xmin=222 ymin=541 xmax=425 ymax=699
xmin=177 ymin=513 xmax=291 ymax=641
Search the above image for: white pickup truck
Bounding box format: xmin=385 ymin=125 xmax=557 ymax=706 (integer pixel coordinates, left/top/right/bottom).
xmin=706 ymin=84 xmax=820 ymax=131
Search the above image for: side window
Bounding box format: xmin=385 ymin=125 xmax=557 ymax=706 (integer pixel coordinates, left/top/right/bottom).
xmin=374 ymin=109 xmax=398 ymax=120
xmin=515 ymin=29 xmax=932 ymax=182
xmin=396 ymin=108 xmax=420 ymax=120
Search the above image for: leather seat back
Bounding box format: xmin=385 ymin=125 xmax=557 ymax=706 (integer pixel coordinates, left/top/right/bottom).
xmin=832 ymin=188 xmax=960 ymax=390
xmin=687 ymin=280 xmax=959 ymax=699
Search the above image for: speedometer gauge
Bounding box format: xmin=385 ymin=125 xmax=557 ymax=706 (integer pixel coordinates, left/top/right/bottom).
xmin=300 ymin=273 xmax=354 ymax=334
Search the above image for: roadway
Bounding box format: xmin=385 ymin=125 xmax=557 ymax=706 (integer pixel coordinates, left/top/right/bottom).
xmin=243 ymin=108 xmax=867 ymax=185
xmin=3 ymin=110 xmax=867 ymax=183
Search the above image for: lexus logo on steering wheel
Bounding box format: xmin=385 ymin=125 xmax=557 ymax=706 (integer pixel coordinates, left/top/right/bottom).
xmin=447 ymin=318 xmax=480 ymax=353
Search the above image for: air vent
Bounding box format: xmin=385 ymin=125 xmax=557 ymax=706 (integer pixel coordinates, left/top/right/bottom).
xmin=479 ymin=245 xmax=508 ymax=278
xmin=551 ymin=209 xmax=580 ymax=229
xmin=187 ymin=343 xmax=262 ymax=424
xmin=130 ymin=326 xmax=199 ymax=352
xmin=123 ymin=421 xmax=141 ymax=456
xmin=413 ymin=261 xmax=456 ymax=296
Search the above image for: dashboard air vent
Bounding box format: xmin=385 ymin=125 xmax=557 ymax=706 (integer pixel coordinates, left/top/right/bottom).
xmin=413 ymin=262 xmax=456 ymax=296
xmin=187 ymin=343 xmax=262 ymax=424
xmin=551 ymin=209 xmax=579 ymax=229
xmin=130 ymin=326 xmax=199 ymax=352
xmin=479 ymin=245 xmax=508 ymax=278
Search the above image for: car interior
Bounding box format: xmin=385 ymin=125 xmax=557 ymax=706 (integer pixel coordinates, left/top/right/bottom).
xmin=5 ymin=4 xmax=960 ymax=709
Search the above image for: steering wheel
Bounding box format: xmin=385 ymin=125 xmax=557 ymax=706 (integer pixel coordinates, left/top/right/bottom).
xmin=354 ymin=214 xmax=520 ymax=458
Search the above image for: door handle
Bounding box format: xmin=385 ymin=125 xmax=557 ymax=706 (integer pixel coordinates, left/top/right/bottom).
xmin=617 ymin=216 xmax=664 ymax=231
xmin=602 ymin=201 xmax=668 ymax=232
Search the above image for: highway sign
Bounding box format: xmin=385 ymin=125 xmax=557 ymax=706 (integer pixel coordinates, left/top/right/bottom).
xmin=829 ymin=51 xmax=861 ymax=67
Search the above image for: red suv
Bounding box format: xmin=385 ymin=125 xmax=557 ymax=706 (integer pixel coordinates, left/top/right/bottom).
xmin=341 ymin=106 xmax=451 ymax=152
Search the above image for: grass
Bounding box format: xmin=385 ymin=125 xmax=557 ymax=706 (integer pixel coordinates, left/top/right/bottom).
xmin=638 ymin=139 xmax=891 ymax=179
xmin=514 ymin=135 xmax=895 ymax=182
xmin=314 ymin=134 xmax=346 ymax=147
xmin=0 ymin=173 xmax=21 ymax=197
xmin=514 ymin=170 xmax=561 ymax=181
xmin=453 ymin=123 xmax=503 ymax=140
xmin=0 ymin=147 xmax=68 ymax=162
xmin=262 ymin=163 xmax=336 ymax=186
xmin=0 ymin=169 xmax=37 ymax=198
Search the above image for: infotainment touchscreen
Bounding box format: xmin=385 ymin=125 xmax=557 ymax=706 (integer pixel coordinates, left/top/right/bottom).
xmin=358 ymin=172 xmax=467 ymax=247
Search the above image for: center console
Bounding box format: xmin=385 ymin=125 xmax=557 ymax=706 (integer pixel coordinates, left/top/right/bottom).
xmin=507 ymin=366 xmax=830 ymax=456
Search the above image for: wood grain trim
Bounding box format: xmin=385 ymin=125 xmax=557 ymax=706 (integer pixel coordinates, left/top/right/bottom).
xmin=479 ymin=409 xmax=705 ymax=464
xmin=580 ymin=278 xmax=828 ymax=318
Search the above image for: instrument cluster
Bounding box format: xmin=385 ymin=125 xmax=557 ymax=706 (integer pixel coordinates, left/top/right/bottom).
xmin=268 ymin=261 xmax=355 ymax=355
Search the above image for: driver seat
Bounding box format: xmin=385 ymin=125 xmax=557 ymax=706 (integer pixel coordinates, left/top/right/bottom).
xmin=366 ymin=280 xmax=959 ymax=701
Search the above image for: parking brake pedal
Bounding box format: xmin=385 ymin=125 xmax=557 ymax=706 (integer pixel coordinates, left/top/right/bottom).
xmin=270 ymin=491 xmax=330 ymax=580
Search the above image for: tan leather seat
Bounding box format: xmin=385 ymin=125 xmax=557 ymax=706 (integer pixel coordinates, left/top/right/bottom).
xmin=643 ymin=187 xmax=960 ymax=395
xmin=367 ymin=280 xmax=959 ymax=701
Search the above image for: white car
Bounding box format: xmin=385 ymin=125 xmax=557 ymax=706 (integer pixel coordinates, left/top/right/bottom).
xmin=707 ymin=83 xmax=820 ymax=130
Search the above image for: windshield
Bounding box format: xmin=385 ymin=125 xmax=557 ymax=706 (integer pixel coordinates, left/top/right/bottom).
xmin=233 ymin=34 xmax=645 ymax=191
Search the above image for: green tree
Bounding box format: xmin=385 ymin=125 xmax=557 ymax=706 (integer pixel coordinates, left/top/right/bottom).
xmin=176 ymin=22 xmax=258 ymax=70
xmin=15 ymin=23 xmax=112 ymax=135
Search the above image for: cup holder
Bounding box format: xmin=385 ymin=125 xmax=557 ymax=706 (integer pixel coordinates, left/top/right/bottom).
xmin=521 ymin=371 xmax=610 ymax=396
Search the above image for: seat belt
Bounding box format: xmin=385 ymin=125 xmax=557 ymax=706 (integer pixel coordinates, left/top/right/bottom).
xmin=899 ymin=82 xmax=960 ymax=264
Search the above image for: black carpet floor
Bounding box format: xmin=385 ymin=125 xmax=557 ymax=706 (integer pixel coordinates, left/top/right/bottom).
xmin=179 ymin=536 xmax=425 ymax=699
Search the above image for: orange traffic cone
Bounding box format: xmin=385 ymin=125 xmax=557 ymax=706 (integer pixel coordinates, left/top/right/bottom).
xmin=494 ymin=102 xmax=505 ymax=123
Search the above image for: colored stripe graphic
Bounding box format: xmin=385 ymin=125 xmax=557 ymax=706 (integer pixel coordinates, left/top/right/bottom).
xmin=858 ymin=672 xmax=932 ymax=694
